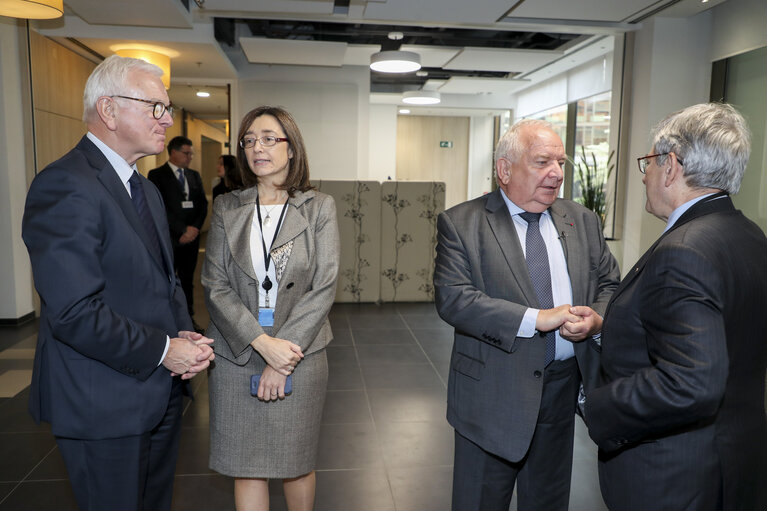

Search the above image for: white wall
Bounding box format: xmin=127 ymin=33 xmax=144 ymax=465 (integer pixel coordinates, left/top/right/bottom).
xmin=467 ymin=115 xmax=495 ymax=200
xmin=618 ymin=12 xmax=713 ymax=272
xmin=368 ymin=104 xmax=397 ymax=182
xmin=711 ymin=0 xmax=767 ymax=61
xmin=234 ymin=65 xmax=370 ymax=181
xmin=0 ymin=19 xmax=35 ymax=321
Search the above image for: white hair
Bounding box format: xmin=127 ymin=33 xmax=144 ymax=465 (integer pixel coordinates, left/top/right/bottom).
xmin=494 ymin=118 xmax=555 ymax=163
xmin=82 ymin=55 xmax=163 ymax=122
xmin=652 ymin=102 xmax=751 ymax=194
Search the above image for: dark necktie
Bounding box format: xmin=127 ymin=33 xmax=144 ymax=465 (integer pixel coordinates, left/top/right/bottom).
xmin=519 ymin=211 xmax=556 ymax=366
xmin=129 ymin=172 xmax=164 ymax=262
xmin=177 ymin=168 xmax=187 ymax=199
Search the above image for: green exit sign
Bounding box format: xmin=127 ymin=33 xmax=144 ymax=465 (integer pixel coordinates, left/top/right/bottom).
xmin=439 ymin=141 xmax=453 ymax=148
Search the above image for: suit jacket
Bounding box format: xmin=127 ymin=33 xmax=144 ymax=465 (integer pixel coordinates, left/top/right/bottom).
xmin=148 ymin=162 xmax=208 ymax=245
xmin=585 ymin=194 xmax=767 ymax=511
xmin=433 ymin=189 xmax=620 ymax=462
xmin=22 ymin=136 xmax=192 ymax=440
xmin=201 ymin=187 xmax=339 ymax=365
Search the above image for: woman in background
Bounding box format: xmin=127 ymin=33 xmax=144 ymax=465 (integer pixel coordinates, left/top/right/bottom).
xmin=212 ymin=154 xmax=243 ymax=201
xmin=202 ymin=106 xmax=339 ymax=511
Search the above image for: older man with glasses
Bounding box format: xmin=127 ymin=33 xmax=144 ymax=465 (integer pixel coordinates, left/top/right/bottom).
xmin=22 ymin=55 xmax=214 ymax=510
xmin=585 ymin=102 xmax=767 ymax=511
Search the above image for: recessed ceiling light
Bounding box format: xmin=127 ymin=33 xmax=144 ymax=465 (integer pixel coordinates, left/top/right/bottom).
xmin=399 ymin=109 xmax=411 ymax=114
xmin=196 ymin=91 xmax=210 ymax=98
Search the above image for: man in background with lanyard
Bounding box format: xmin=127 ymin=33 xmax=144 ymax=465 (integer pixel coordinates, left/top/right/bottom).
xmin=149 ymin=136 xmax=208 ymax=331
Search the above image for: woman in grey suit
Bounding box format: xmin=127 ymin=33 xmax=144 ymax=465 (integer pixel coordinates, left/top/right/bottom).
xmin=202 ymin=106 xmax=339 ymax=511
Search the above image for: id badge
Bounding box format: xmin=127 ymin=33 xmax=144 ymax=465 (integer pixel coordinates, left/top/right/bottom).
xmin=181 ymin=200 xmax=194 ymax=209
xmin=258 ymin=308 xmax=275 ymax=327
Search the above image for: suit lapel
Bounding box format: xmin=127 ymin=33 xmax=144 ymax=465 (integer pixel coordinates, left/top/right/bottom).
xmin=484 ymin=190 xmax=539 ymax=305
xmin=550 ymin=202 xmax=580 ymax=300
xmin=85 ymin=140 xmax=167 ymax=274
xmin=223 ymin=187 xmax=259 ymax=281
xmin=605 ymin=193 xmax=734 ymax=314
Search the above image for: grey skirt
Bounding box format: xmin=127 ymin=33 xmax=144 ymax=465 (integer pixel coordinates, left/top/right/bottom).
xmin=208 ymin=341 xmax=328 ymax=478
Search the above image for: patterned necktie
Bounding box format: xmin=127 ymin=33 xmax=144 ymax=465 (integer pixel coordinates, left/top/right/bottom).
xmin=519 ymin=211 xmax=556 ymax=366
xmin=129 ymin=172 xmax=164 ymax=262
xmin=177 ymin=168 xmax=186 ymax=188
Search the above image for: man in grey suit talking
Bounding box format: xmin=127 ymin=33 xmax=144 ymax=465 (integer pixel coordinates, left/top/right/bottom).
xmin=434 ymin=119 xmax=620 ymax=511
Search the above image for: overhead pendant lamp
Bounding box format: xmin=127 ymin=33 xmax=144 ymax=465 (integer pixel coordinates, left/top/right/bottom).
xmin=0 ymin=0 xmax=63 ymax=19
xmin=114 ymin=48 xmax=172 ymax=89
xmin=370 ymin=50 xmax=421 ymax=73
xmin=402 ymin=90 xmax=441 ymax=105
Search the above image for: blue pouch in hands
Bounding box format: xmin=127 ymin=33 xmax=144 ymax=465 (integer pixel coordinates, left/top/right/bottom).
xmin=250 ymin=374 xmax=292 ymax=396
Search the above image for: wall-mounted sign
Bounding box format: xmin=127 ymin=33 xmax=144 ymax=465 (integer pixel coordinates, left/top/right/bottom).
xmin=439 ymin=141 xmax=453 ymax=148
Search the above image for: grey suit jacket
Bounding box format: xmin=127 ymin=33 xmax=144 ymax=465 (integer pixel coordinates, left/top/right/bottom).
xmin=202 ymin=187 xmax=340 ymax=365
xmin=434 ymin=189 xmax=620 ymax=462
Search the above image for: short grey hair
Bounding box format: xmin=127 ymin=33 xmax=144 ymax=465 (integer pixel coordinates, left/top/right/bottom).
xmin=494 ymin=118 xmax=555 ymax=163
xmin=82 ymin=55 xmax=164 ymax=122
xmin=652 ymin=102 xmax=751 ymax=194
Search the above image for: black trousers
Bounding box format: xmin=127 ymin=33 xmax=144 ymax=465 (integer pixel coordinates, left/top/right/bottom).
xmin=452 ymin=358 xmax=580 ymax=511
xmin=174 ymin=237 xmax=200 ymax=317
xmin=56 ymin=378 xmax=184 ymax=511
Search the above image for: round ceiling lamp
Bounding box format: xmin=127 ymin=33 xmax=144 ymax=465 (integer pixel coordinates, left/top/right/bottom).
xmin=0 ymin=0 xmax=63 ymax=19
xmin=113 ymin=48 xmax=172 ymax=89
xmin=370 ymin=50 xmax=421 ymax=73
xmin=402 ymin=90 xmax=441 ymax=105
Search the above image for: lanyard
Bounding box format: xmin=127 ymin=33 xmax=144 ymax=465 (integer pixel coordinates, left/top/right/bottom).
xmin=256 ymin=194 xmax=288 ymax=307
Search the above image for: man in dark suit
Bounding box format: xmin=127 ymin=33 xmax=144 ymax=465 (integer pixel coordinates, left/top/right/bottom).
xmin=434 ymin=119 xmax=620 ymax=510
xmin=22 ymin=55 xmax=214 ymax=510
xmin=149 ymin=136 xmax=208 ymax=327
xmin=585 ymin=103 xmax=767 ymax=511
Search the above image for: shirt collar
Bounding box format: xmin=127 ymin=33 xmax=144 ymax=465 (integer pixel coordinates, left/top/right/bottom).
xmin=86 ymin=132 xmax=136 ymax=192
xmin=499 ymin=188 xmax=551 ymax=220
xmin=665 ymin=192 xmax=717 ymax=232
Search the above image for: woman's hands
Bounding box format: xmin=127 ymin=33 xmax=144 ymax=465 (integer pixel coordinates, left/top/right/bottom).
xmin=255 ymin=365 xmax=289 ymax=401
xmin=251 ymin=333 xmax=303 ymax=375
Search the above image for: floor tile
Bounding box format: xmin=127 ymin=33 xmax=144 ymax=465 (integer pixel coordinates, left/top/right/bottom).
xmin=322 ymin=390 xmax=372 ymax=424
xmin=315 ymin=469 xmax=395 ymax=511
xmin=326 ymin=364 xmax=364 ymax=391
xmin=316 ymin=423 xmax=384 ymax=470
xmin=326 ymin=345 xmax=358 ymax=367
xmin=356 ymin=344 xmax=429 ymax=365
xmin=388 ymin=465 xmax=453 ymax=511
xmin=0 ymin=432 xmax=57 ymax=481
xmin=376 ymin=420 xmax=454 ymax=468
xmin=0 ymin=371 xmax=32 ymax=399
xmin=0 ymin=480 xmax=77 ymax=510
xmin=171 ymin=474 xmax=235 ymax=510
xmin=361 ymin=364 xmax=444 ymax=390
xmin=353 ymin=328 xmax=416 ymax=345
xmin=367 ymin=387 xmax=447 ymax=423
xmin=348 ymin=314 xmax=406 ymax=330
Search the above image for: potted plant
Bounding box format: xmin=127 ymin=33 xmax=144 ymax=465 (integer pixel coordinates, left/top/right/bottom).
xmin=574 ymin=146 xmax=614 ymax=225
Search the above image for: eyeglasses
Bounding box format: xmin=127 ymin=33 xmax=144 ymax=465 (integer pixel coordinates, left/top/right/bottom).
xmin=636 ymin=153 xmax=684 ymax=174
xmin=239 ymin=136 xmax=288 ymax=149
xmin=112 ymin=95 xmax=173 ymax=119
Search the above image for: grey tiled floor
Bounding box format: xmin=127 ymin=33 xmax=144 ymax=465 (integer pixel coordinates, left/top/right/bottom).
xmin=0 ymin=301 xmax=607 ymax=510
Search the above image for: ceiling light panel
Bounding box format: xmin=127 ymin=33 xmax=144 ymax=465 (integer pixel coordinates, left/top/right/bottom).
xmin=363 ymin=0 xmax=513 ymax=25
xmin=240 ymin=37 xmax=348 ymax=67
xmin=438 ymin=77 xmax=530 ymax=94
xmin=445 ymin=48 xmax=561 ymax=74
xmin=508 ymin=0 xmax=658 ymax=22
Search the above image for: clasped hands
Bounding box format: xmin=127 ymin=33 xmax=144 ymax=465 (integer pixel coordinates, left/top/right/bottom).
xmin=251 ymin=333 xmax=304 ymax=401
xmin=536 ymin=304 xmax=602 ymax=342
xmin=164 ymin=330 xmax=215 ymax=379
xmin=178 ymin=226 xmax=199 ymax=245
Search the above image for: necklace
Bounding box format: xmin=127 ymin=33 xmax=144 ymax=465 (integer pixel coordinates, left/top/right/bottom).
xmin=262 ymin=204 xmax=278 ymax=227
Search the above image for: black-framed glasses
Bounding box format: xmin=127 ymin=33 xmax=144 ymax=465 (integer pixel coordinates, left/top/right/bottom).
xmin=112 ymin=95 xmax=173 ymax=119
xmin=637 ymin=153 xmax=684 ymax=174
xmin=239 ymin=136 xmax=288 ymax=149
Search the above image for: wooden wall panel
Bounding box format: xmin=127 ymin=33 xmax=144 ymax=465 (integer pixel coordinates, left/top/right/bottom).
xmin=30 ymin=30 xmax=94 ymax=122
xmin=33 ymin=111 xmax=86 ymax=170
xmin=396 ymin=115 xmax=469 ymax=208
